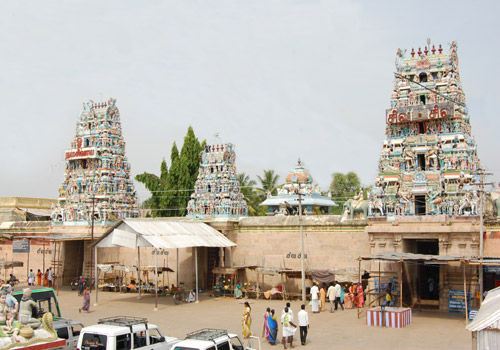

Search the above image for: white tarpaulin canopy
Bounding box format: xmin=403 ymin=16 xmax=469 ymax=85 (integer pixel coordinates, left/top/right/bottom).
xmin=96 ymin=219 xmax=236 ymax=249
xmin=93 ymin=219 xmax=236 ymax=309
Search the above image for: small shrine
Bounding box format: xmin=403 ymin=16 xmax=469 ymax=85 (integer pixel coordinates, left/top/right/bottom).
xmin=367 ymin=41 xmax=482 ymax=217
xmin=186 ymin=143 xmax=248 ymax=219
xmin=51 ymin=98 xmax=139 ymax=225
xmin=260 ymin=160 xmax=337 ymax=215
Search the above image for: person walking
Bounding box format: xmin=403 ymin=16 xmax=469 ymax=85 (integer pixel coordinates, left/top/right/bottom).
xmin=242 ymin=301 xmax=252 ymax=339
xmin=326 ymin=283 xmax=335 ymax=313
xmin=79 ymin=286 xmax=90 ymax=313
xmin=281 ymin=307 xmax=297 ymax=349
xmin=281 ymin=302 xmax=294 ymax=322
xmin=319 ymin=284 xmax=326 ymax=312
xmin=43 ymin=269 xmax=49 ymax=287
xmin=36 ymin=269 xmax=42 ymax=286
xmin=334 ymin=281 xmax=344 ymax=311
xmin=267 ymin=309 xmax=278 ymax=345
xmin=311 ymin=283 xmax=319 ymax=313
xmin=28 ymin=269 xmax=35 ymax=286
xmin=263 ymin=307 xmax=270 ymax=342
xmin=47 ymin=267 xmax=53 ymax=288
xmin=297 ymin=304 xmax=310 ymax=346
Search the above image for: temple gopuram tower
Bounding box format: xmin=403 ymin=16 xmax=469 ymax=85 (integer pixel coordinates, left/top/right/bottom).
xmin=52 ymin=98 xmax=139 ymax=225
xmin=372 ymin=41 xmax=481 ymax=216
xmin=186 ymin=143 xmax=248 ymax=219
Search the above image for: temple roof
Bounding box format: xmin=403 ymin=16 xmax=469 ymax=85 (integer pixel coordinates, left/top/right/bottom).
xmin=285 ymin=160 xmax=312 ymax=184
xmin=260 ymin=194 xmax=337 ymax=207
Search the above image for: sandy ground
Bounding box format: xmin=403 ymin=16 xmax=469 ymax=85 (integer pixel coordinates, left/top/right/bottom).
xmin=53 ymin=287 xmax=471 ymax=350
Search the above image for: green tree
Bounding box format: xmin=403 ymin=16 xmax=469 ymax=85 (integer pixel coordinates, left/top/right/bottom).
xmin=257 ymin=170 xmax=280 ymax=196
xmin=135 ymin=126 xmax=204 ymax=217
xmin=329 ymin=172 xmax=361 ymax=214
xmin=238 ymin=173 xmax=262 ymax=216
xmin=135 ymin=158 xmax=169 ymax=217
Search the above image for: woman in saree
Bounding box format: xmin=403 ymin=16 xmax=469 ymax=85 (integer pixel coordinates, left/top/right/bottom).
xmin=36 ymin=269 xmax=42 ymax=286
xmin=242 ymin=301 xmax=252 ymax=339
xmin=357 ymin=284 xmax=364 ymax=308
xmin=267 ymin=309 xmax=278 ymax=345
xmin=319 ymin=284 xmax=326 ymax=312
xmin=263 ymin=307 xmax=270 ymax=342
xmin=79 ymin=287 xmax=91 ymax=313
xmin=235 ymin=282 xmax=243 ymax=299
xmin=344 ymin=285 xmax=353 ymax=309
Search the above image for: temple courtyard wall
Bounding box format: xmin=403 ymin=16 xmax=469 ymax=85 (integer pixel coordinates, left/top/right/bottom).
xmin=2 ymin=214 xmax=500 ymax=314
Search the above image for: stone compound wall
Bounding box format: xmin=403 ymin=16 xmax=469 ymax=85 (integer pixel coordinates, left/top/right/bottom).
xmin=227 ymin=216 xmax=369 ymax=292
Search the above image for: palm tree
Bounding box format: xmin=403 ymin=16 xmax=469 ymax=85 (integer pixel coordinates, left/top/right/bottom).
xmin=257 ymin=170 xmax=281 ymax=196
xmin=238 ymin=173 xmax=259 ymax=216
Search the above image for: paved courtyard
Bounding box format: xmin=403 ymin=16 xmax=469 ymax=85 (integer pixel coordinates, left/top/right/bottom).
xmin=55 ymin=287 xmax=471 ymax=350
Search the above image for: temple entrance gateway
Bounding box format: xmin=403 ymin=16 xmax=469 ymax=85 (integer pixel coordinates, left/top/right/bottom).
xmin=62 ymin=240 xmax=84 ymax=285
xmin=404 ymin=239 xmax=440 ymax=308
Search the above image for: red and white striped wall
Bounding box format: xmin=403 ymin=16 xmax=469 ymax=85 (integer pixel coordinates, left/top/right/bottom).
xmin=366 ymin=307 xmax=412 ymax=328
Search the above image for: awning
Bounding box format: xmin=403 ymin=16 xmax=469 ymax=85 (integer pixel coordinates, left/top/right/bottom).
xmin=361 ymin=252 xmax=464 ymax=263
xmin=466 ymin=286 xmax=500 ymax=332
xmin=95 ymin=219 xmax=236 ymax=249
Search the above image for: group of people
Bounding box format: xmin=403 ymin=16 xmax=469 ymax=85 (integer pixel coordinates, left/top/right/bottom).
xmin=243 ymin=301 xmax=310 ymax=348
xmin=26 ymin=268 xmax=54 ymax=287
xmin=310 ymin=281 xmax=364 ymax=313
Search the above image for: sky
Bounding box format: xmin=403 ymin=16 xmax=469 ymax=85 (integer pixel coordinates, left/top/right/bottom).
xmin=1 ymin=0 xmax=499 ymax=202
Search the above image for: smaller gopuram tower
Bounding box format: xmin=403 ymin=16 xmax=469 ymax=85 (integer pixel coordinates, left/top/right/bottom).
xmin=260 ymin=160 xmax=337 ymax=215
xmin=372 ymin=41 xmax=482 ymax=216
xmin=52 ymin=98 xmax=139 ymax=225
xmin=186 ymin=143 xmax=248 ymax=219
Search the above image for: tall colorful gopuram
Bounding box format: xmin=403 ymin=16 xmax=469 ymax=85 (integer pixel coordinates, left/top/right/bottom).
xmin=371 ymin=41 xmax=481 ymax=216
xmin=186 ymin=143 xmax=248 ymax=219
xmin=52 ymin=98 xmax=139 ymax=225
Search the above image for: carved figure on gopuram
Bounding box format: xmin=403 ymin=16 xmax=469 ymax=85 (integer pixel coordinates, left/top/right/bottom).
xmin=186 ymin=143 xmax=248 ymax=219
xmin=365 ymin=40 xmax=488 ymax=217
xmin=51 ymin=98 xmax=139 ymax=225
xmin=260 ymin=160 xmax=337 ymax=216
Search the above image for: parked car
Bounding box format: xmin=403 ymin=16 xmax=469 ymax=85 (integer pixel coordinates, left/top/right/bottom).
xmin=53 ymin=318 xmax=84 ymax=350
xmin=172 ymin=329 xmax=260 ymax=350
xmin=76 ymin=316 xmax=180 ymax=350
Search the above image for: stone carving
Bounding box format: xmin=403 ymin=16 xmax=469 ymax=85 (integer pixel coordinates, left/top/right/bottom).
xmin=363 ymin=40 xmax=485 ymax=218
xmin=186 ymin=143 xmax=248 ymax=219
xmin=51 ymin=99 xmax=138 ymax=225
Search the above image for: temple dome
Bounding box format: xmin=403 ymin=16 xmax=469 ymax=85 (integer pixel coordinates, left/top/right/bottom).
xmin=285 ymin=160 xmax=313 ymax=184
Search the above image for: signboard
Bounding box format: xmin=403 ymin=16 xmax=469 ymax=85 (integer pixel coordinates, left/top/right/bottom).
xmin=111 ymin=229 xmax=137 ymax=249
xmin=13 ymin=240 xmax=30 ymax=254
xmin=374 ymin=277 xmax=395 ymax=293
xmin=65 ymin=147 xmax=97 ymax=160
xmin=485 ymin=265 xmax=500 ymax=274
xmin=449 ymin=289 xmax=471 ymax=314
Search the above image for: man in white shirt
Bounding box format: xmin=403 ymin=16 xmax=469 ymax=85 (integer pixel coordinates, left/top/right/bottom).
xmin=281 ymin=307 xmax=297 ymax=349
xmin=297 ymin=304 xmax=310 ymax=345
xmin=281 ymin=302 xmax=294 ymax=322
xmin=47 ymin=267 xmax=53 ymax=287
xmin=310 ymin=283 xmax=319 ymax=313
xmin=334 ymin=281 xmax=344 ymax=311
xmin=326 ymin=282 xmax=336 ymax=313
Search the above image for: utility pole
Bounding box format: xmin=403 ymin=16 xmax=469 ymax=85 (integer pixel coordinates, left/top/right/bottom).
xmin=298 ymin=182 xmax=306 ymax=304
xmin=90 ymin=195 xmax=95 ymax=283
xmin=475 ymin=168 xmax=493 ymax=303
